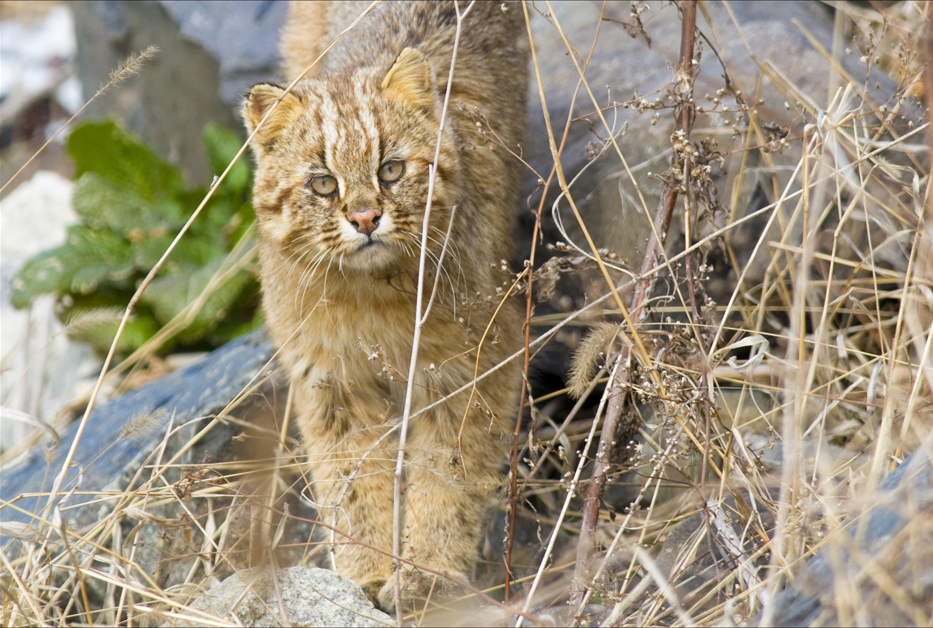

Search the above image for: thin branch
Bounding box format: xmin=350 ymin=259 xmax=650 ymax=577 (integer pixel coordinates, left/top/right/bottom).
xmin=392 ymin=1 xmax=475 ymax=620
xmin=569 ymin=0 xmax=699 ymax=615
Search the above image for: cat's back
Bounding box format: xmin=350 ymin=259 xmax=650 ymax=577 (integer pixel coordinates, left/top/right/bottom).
xmin=320 ymin=2 xmax=526 ymax=69
xmin=284 ymin=1 xmax=528 ymax=131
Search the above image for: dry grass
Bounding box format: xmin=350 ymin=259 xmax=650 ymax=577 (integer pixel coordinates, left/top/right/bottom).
xmin=2 ymin=1 xmax=931 ymax=626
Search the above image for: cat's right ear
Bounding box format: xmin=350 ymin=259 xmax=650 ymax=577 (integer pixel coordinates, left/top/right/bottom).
xmin=242 ymin=84 xmax=302 ymax=148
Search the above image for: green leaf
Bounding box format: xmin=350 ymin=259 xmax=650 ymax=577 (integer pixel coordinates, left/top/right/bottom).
xmin=202 ymin=121 xmax=250 ymax=193
xmin=132 ymin=230 xmax=228 ymax=271
xmin=131 ymin=233 xmax=178 ymax=270
xmin=10 ymin=226 xmax=135 ymax=307
xmin=141 ymin=259 xmax=257 ymax=342
xmin=66 ymin=309 xmax=161 ymax=353
xmin=179 ymin=189 xmax=230 ymax=246
xmin=10 ymin=249 xmax=74 ymax=308
xmin=65 ymin=226 xmax=136 ymax=293
xmin=14 ymin=119 xmax=260 ymax=353
xmin=62 ymin=293 xmax=164 ymax=353
xmin=67 ymin=121 xmax=185 ymax=201
xmin=72 ymin=172 xmax=186 ymax=235
xmin=205 ymin=196 xmax=237 ymax=232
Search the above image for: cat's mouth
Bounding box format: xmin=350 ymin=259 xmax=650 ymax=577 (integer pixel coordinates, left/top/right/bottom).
xmin=357 ymin=237 xmax=382 ymax=249
xmin=353 ymin=236 xmax=392 ymax=255
xmin=340 ymin=236 xmax=402 ymax=270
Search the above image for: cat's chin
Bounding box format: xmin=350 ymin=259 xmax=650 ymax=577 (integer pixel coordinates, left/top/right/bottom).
xmin=340 ymin=240 xmax=405 ymax=272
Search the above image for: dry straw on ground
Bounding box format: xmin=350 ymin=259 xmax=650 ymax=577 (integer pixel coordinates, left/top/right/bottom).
xmin=2 ymin=1 xmax=931 ymax=626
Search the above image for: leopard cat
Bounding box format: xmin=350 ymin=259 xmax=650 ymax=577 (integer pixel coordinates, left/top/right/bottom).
xmin=242 ymin=0 xmax=528 ymax=609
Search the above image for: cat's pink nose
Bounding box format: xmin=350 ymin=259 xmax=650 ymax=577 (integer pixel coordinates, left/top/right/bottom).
xmin=348 ymin=209 xmax=382 ymax=235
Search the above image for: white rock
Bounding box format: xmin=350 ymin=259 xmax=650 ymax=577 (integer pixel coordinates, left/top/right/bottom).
xmin=0 ymin=171 xmax=99 ymax=453
xmin=0 ymin=5 xmax=75 ymax=103
xmin=165 ymin=567 xmax=393 ymax=627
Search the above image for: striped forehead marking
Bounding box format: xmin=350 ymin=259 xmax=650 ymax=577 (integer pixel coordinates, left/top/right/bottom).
xmin=354 ymin=74 xmax=381 ymax=184
xmin=320 ymin=90 xmax=340 ymax=181
xmin=319 ymin=79 xmax=383 ymax=194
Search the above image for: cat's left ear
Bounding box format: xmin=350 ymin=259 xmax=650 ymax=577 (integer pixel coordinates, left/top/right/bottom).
xmin=381 ymin=47 xmax=434 ymax=110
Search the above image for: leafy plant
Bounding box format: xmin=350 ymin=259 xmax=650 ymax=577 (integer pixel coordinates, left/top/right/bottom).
xmin=11 ymin=120 xmax=262 ymax=353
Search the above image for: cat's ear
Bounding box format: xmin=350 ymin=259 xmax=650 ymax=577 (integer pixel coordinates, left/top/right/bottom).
xmin=242 ymin=84 xmax=303 ymax=146
xmin=380 ymin=47 xmax=434 ymax=110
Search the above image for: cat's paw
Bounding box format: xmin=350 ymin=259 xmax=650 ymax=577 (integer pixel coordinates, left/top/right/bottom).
xmin=376 ymin=568 xmax=470 ymax=612
xmin=376 ymin=577 xmax=397 ymax=613
xmin=358 ymin=576 xmax=389 ymax=608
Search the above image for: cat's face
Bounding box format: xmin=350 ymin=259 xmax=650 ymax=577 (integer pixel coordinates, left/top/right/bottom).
xmin=244 ymin=48 xmax=458 ymax=274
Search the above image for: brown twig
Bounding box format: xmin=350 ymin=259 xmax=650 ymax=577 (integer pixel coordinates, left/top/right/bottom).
xmin=504 ymin=0 xmax=608 ymax=601
xmin=569 ymin=0 xmax=699 ymax=615
xmin=505 ymin=177 xmax=544 ymax=603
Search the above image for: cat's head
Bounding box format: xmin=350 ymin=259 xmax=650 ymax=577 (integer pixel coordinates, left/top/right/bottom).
xmin=243 ymin=48 xmax=459 ymax=273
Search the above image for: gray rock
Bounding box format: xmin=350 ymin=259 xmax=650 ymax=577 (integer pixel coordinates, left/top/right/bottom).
xmin=522 ymin=0 xmax=907 ymax=280
xmin=69 ymin=1 xmax=283 ymax=186
xmin=0 ymin=331 xmax=298 ymax=590
xmin=0 ymin=5 xmax=76 ymax=117
xmin=0 ymin=331 xmax=275 ymax=524
xmin=166 ymin=567 xmax=392 ymax=628
xmin=160 ymin=1 xmax=285 ymax=107
xmin=757 ymin=440 xmax=933 ymax=627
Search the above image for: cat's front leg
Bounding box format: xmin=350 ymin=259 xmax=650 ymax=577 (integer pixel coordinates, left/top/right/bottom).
xmin=377 ymin=399 xmax=508 ymax=609
xmin=295 ymin=378 xmax=398 ymax=603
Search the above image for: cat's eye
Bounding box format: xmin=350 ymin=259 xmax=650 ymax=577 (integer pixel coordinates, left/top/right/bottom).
xmin=308 ymin=175 xmax=338 ymax=196
xmin=378 ymin=160 xmax=405 ymax=183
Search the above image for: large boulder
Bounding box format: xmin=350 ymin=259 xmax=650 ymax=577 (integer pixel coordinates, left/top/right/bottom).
xmin=0 ymin=331 xmax=307 ymax=591
xmin=70 ymin=1 xmax=286 ymax=186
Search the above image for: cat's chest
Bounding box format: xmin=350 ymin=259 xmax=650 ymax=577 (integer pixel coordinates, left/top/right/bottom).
xmin=280 ymin=283 xmax=413 ymax=368
xmin=315 ymin=299 xmax=412 ymax=356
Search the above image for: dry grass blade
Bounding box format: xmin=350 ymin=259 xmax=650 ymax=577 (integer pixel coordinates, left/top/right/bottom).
xmin=0 ymin=46 xmax=159 ymax=197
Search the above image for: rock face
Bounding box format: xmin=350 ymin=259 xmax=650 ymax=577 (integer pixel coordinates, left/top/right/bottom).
xmin=70 ymin=1 xmax=286 ymax=186
xmin=0 ymin=332 xmax=275 ymax=524
xmin=759 ymin=440 xmax=933 ymax=627
xmin=166 ymin=567 xmax=392 ymax=628
xmin=0 ymin=331 xmax=295 ymax=590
